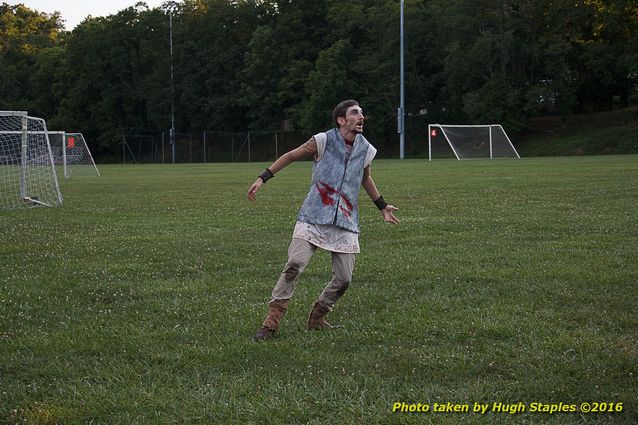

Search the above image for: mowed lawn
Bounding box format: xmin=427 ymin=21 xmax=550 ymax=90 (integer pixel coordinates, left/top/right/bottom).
xmin=1 ymin=156 xmax=636 ymax=424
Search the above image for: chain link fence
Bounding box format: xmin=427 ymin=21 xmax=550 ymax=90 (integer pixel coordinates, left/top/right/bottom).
xmin=122 ymin=130 xmax=308 ymax=164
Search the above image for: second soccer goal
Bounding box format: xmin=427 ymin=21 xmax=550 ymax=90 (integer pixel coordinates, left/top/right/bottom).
xmin=428 ymin=124 xmax=520 ymax=161
xmin=49 ymin=131 xmax=100 ymax=178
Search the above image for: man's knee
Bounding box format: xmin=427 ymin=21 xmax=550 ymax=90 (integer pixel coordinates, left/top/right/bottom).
xmin=283 ymin=261 xmax=302 ymax=281
xmin=337 ymin=280 xmax=350 ymax=297
xmin=333 ymin=277 xmax=351 ymax=297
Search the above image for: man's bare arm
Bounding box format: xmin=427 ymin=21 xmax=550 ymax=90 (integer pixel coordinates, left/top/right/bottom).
xmin=361 ymin=166 xmax=380 ymax=200
xmin=362 ymin=165 xmax=400 ymax=224
xmin=268 ymin=138 xmax=317 ymax=174
xmin=248 ymin=138 xmax=318 ymax=201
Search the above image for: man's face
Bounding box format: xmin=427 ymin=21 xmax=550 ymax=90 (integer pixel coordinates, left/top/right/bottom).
xmin=338 ymin=105 xmax=365 ymax=134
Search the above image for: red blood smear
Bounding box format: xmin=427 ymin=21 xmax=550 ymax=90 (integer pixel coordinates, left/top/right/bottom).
xmin=339 ymin=206 xmax=351 ymax=218
xmin=339 ymin=194 xmax=353 ymax=219
xmin=316 ymin=182 xmax=337 ymax=206
xmin=340 ymin=194 xmax=353 ymax=211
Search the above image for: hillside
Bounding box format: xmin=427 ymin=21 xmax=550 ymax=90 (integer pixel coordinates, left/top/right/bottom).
xmin=514 ymin=107 xmax=638 ymax=157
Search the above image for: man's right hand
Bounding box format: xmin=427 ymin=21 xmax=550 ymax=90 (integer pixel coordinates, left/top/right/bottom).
xmin=248 ymin=178 xmax=263 ymax=201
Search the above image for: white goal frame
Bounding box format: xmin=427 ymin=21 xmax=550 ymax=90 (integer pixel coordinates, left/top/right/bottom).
xmin=0 ymin=111 xmax=63 ymax=209
xmin=428 ymin=124 xmax=520 ymax=161
xmin=49 ymin=131 xmax=100 ymax=178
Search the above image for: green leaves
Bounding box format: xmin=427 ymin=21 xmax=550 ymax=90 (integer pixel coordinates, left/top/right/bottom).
xmin=1 ymin=0 xmax=636 ymax=159
xmin=0 ymin=3 xmax=64 ymax=115
xmin=300 ymin=39 xmax=352 ymax=131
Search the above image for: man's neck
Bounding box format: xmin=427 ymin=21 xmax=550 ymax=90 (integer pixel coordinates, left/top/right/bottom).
xmin=339 ymin=128 xmax=355 ymax=145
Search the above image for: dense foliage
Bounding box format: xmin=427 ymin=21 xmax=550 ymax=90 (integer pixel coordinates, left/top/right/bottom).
xmin=1 ymin=0 xmax=637 ymax=158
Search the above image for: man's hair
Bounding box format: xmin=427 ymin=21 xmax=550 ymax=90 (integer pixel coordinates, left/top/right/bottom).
xmin=332 ymin=100 xmax=360 ymax=126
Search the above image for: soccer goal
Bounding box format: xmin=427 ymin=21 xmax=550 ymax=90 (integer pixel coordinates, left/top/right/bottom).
xmin=428 ymin=124 xmax=520 ymax=160
xmin=0 ymin=111 xmax=63 ymax=210
xmin=49 ymin=131 xmax=100 ymax=178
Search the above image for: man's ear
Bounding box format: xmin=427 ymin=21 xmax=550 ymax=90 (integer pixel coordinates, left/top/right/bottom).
xmin=336 ymin=116 xmax=346 ymax=127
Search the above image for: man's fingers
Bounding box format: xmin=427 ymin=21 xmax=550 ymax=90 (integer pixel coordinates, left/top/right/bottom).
xmin=381 ymin=205 xmax=399 ymax=224
xmin=387 ymin=215 xmax=399 ymax=224
xmin=248 ymin=186 xmax=258 ymax=201
xmin=382 ymin=210 xmax=399 ymax=224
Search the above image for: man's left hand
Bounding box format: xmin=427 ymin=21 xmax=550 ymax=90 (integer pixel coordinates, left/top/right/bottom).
xmin=381 ymin=205 xmax=400 ymax=224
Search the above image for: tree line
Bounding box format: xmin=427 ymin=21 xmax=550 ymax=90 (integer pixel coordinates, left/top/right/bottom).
xmin=1 ymin=0 xmax=636 ymax=159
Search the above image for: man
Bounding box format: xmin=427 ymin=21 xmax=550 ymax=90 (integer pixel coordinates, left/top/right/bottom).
xmin=248 ymin=100 xmax=399 ymax=342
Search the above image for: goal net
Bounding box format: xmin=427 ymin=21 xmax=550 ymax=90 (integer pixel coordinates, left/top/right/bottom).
xmin=0 ymin=111 xmax=63 ymax=209
xmin=49 ymin=131 xmax=100 ymax=178
xmin=428 ymin=124 xmax=520 ymax=160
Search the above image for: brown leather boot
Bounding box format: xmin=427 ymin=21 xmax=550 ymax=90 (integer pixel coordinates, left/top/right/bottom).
xmin=306 ymin=301 xmax=342 ymax=330
xmin=253 ymin=299 xmax=289 ymax=342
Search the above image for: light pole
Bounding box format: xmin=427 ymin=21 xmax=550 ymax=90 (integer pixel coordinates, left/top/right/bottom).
xmin=398 ymin=0 xmax=405 ymax=159
xmin=168 ymin=2 xmax=177 ymax=164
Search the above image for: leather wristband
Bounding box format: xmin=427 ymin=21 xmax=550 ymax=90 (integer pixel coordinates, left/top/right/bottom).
xmin=373 ymin=195 xmax=388 ymax=210
xmin=259 ymin=168 xmax=274 ymax=183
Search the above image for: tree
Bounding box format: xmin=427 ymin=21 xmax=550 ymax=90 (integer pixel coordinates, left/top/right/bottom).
xmin=0 ymin=3 xmax=64 ymax=116
xmin=175 ymin=0 xmax=260 ymax=131
xmin=240 ymin=0 xmax=329 ymax=130
xmin=1 ymin=0 xmax=636 ymax=160
xmin=299 ymin=39 xmax=353 ymax=131
xmin=57 ymin=3 xmax=168 ymax=155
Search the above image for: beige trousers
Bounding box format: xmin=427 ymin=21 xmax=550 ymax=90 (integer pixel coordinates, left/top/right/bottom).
xmin=271 ymin=238 xmax=356 ymax=309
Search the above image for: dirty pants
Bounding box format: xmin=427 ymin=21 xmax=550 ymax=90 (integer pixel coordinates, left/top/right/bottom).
xmin=271 ymin=238 xmax=355 ymax=310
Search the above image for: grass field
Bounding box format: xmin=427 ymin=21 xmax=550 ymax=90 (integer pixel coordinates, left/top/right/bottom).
xmin=1 ymin=156 xmax=637 ymax=424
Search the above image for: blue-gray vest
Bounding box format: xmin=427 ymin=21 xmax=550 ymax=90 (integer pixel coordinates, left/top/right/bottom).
xmin=297 ymin=128 xmax=371 ymax=233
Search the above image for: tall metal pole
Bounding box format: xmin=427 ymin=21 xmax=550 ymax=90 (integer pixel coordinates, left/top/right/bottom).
xmin=169 ymin=7 xmax=176 ymax=164
xmin=399 ymin=0 xmax=405 ymax=159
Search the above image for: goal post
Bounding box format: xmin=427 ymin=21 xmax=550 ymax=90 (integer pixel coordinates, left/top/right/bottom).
xmin=428 ymin=124 xmax=520 ymax=161
xmin=0 ymin=111 xmax=63 ymax=209
xmin=48 ymin=131 xmax=100 ymax=178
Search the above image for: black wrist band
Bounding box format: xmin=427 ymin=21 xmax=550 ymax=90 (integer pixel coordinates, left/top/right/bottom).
xmin=259 ymin=168 xmax=274 ymax=183
xmin=373 ymin=195 xmax=388 ymax=210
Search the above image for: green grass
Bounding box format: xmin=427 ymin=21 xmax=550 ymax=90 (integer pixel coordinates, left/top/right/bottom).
xmin=1 ymin=156 xmax=637 ymax=424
